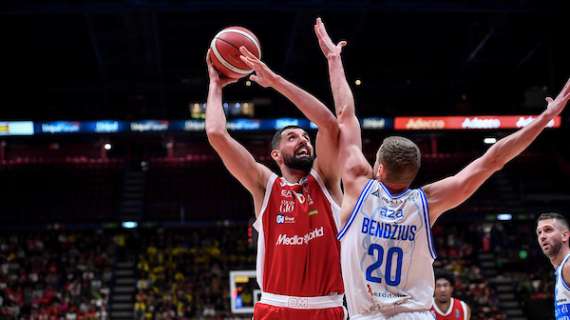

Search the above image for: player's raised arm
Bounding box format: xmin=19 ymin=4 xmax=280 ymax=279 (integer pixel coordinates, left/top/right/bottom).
xmin=314 ymin=18 xmax=371 ymax=226
xmin=205 ymin=50 xmax=273 ymax=213
xmin=424 ymin=78 xmax=570 ymax=225
xmin=239 ymin=47 xmax=342 ymax=192
xmin=314 ymin=18 xmax=355 ymax=131
xmin=314 ymin=18 xmax=371 ymax=197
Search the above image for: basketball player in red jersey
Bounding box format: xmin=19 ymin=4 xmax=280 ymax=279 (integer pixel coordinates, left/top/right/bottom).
xmin=431 ymin=272 xmax=470 ymax=320
xmin=206 ymin=48 xmax=345 ymax=320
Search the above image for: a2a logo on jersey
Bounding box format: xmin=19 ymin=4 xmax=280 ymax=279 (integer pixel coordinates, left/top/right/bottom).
xmin=276 ymin=214 xmax=295 ymax=224
xmin=379 ymin=207 xmax=404 ymax=221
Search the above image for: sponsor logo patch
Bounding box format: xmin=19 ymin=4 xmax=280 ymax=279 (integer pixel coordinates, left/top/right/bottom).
xmin=276 ymin=214 xmax=295 ymax=224
xmin=276 ymin=227 xmax=324 ymax=245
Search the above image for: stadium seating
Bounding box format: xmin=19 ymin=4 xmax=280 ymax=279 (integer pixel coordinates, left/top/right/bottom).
xmin=0 ymin=230 xmax=113 ymax=319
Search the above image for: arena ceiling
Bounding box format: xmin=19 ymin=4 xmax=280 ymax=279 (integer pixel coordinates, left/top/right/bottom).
xmin=1 ymin=0 xmax=568 ymax=120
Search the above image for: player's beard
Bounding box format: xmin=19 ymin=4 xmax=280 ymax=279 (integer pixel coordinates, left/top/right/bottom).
xmin=283 ymin=153 xmax=314 ymax=173
xmin=544 ymin=241 xmax=563 ymax=258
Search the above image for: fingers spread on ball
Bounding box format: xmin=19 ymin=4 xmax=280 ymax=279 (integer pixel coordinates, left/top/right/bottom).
xmin=239 ymin=46 xmax=257 ymax=60
xmin=239 ymin=55 xmax=254 ymax=68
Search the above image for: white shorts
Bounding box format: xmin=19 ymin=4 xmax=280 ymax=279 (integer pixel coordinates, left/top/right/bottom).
xmin=351 ymin=311 xmax=435 ymax=320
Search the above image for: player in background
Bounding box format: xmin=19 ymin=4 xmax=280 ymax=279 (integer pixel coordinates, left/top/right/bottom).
xmin=431 ymin=272 xmax=470 ymax=320
xmin=315 ymin=16 xmax=570 ymax=319
xmin=536 ymin=212 xmax=570 ymax=319
xmin=206 ymin=46 xmax=345 ymax=320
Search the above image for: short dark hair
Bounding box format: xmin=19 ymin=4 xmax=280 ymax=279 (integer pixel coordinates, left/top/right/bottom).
xmin=537 ymin=212 xmax=569 ymax=230
xmin=271 ymin=125 xmax=305 ymax=150
xmin=434 ymin=270 xmax=455 ymax=287
xmin=376 ymin=136 xmax=421 ymax=185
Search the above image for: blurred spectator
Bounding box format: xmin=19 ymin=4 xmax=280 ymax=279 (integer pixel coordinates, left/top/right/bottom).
xmin=433 ymin=223 xmax=506 ymax=320
xmin=135 ymin=226 xmax=255 ymax=319
xmin=0 ymin=230 xmax=113 ymax=319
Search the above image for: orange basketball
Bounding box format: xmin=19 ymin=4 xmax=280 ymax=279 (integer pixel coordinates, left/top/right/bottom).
xmin=209 ymin=26 xmax=261 ymax=79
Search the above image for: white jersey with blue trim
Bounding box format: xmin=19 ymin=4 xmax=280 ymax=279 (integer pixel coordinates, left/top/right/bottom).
xmin=338 ymin=179 xmax=436 ymax=319
xmin=555 ymin=253 xmax=570 ymax=319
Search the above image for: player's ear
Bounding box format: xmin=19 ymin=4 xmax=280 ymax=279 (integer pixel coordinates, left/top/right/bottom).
xmin=271 ymin=149 xmax=280 ymax=162
xmin=376 ymin=163 xmax=385 ymax=180
xmin=562 ymin=229 xmax=570 ymax=244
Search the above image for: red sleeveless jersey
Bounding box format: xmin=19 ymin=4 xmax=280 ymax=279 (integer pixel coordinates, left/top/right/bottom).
xmin=431 ymin=298 xmax=468 ymax=320
xmin=253 ymin=171 xmax=344 ymax=297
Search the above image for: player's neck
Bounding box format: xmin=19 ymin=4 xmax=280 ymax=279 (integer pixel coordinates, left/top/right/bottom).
xmin=551 ymin=246 xmax=570 ymax=268
xmin=435 ymin=298 xmax=452 ymax=313
xmin=281 ymin=167 xmax=309 ymax=183
xmin=379 ymin=180 xmax=409 ymax=194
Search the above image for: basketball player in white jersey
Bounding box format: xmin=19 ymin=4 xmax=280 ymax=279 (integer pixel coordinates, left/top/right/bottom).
xmin=537 ymin=212 xmax=570 ymax=319
xmin=314 ymin=17 xmax=570 ymax=320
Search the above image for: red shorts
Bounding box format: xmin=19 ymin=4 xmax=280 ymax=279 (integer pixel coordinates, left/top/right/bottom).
xmin=253 ymin=302 xmax=346 ymax=320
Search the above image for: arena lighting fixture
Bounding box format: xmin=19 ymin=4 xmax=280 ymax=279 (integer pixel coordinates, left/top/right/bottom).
xmin=483 ymin=137 xmax=497 ymax=144
xmin=355 ymin=79 xmax=362 ymax=86
xmin=497 ymin=213 xmax=512 ymax=221
xmin=122 ymin=221 xmax=138 ymax=229
xmin=104 ymin=143 xmax=112 ymax=150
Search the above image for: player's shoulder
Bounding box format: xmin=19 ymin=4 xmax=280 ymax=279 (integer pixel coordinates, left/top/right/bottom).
xmin=430 ymin=301 xmax=444 ymax=316
xmin=455 ymin=298 xmax=470 ymax=315
xmin=559 ymin=253 xmax=570 ymax=288
xmin=262 ymin=174 xmax=282 ymax=197
xmin=342 ymin=175 xmax=373 ymax=201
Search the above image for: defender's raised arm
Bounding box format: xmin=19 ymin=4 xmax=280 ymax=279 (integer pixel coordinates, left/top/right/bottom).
xmin=423 ymin=78 xmax=570 ymax=224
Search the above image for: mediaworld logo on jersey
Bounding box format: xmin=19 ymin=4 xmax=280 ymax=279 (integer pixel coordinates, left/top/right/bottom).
xmin=275 ymin=227 xmax=324 ymax=245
